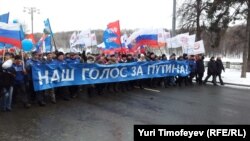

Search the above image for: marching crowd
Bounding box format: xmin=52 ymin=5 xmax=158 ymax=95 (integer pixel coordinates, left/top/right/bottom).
xmin=0 ymin=51 xmax=225 ymax=112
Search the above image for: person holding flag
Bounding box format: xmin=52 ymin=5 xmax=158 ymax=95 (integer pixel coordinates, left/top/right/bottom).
xmin=0 ymin=52 xmax=16 ymax=112
xmin=13 ymin=55 xmax=31 ymax=109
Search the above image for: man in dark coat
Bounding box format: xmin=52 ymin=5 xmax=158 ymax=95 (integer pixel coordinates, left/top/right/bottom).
xmin=203 ymin=56 xmax=217 ymax=85
xmin=216 ymin=57 xmax=225 ymax=85
xmin=0 ymin=52 xmax=16 ymax=111
xmin=196 ymin=55 xmax=205 ymax=85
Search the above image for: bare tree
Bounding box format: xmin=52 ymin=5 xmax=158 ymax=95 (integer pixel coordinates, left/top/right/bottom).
xmin=177 ymin=0 xmax=209 ymax=41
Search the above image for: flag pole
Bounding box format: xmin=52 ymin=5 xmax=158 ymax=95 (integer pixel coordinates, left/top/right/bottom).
xmin=51 ymin=34 xmax=57 ymax=51
xmin=46 ymin=19 xmax=57 ymax=51
xmin=2 ymin=46 xmax=6 ymax=62
xmin=21 ymin=50 xmax=26 ymax=71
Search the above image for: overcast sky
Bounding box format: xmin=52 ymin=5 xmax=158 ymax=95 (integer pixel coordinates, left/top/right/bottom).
xmin=0 ymin=0 xmax=184 ymax=33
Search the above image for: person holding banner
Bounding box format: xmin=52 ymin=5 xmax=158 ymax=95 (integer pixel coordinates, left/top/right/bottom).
xmin=119 ymin=54 xmax=129 ymax=91
xmin=44 ymin=53 xmax=57 ymax=104
xmin=95 ymin=56 xmax=107 ymax=95
xmin=106 ymin=54 xmax=119 ymax=93
xmin=66 ymin=52 xmax=81 ymax=98
xmin=26 ymin=51 xmax=46 ymax=106
xmin=55 ymin=52 xmax=70 ymax=101
xmin=188 ymin=55 xmax=197 ymax=85
xmin=166 ymin=53 xmax=177 ymax=87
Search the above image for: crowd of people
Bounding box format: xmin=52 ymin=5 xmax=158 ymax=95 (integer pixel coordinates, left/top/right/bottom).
xmin=0 ymin=50 xmax=225 ymax=112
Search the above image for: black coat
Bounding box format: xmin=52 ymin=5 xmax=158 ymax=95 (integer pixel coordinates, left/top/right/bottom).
xmin=196 ymin=59 xmax=205 ymax=74
xmin=0 ymin=64 xmax=16 ymax=88
xmin=216 ymin=60 xmax=225 ymax=74
xmin=207 ymin=60 xmax=217 ymax=75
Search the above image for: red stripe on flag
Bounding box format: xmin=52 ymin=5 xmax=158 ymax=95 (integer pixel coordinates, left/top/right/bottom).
xmin=0 ymin=36 xmax=21 ymax=48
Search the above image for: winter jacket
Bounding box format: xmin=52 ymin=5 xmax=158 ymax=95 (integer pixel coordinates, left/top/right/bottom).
xmin=207 ymin=60 xmax=217 ymax=75
xmin=216 ymin=60 xmax=225 ymax=74
xmin=196 ymin=59 xmax=205 ymax=74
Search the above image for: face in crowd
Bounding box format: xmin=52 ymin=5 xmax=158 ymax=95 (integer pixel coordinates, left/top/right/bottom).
xmin=47 ymin=53 xmax=53 ymax=61
xmin=15 ymin=57 xmax=22 ymax=65
xmin=4 ymin=53 xmax=12 ymax=60
xmin=32 ymin=53 xmax=40 ymax=60
xmin=58 ymin=54 xmax=64 ymax=61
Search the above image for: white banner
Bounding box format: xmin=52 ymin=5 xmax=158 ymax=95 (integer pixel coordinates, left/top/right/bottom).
xmin=186 ymin=40 xmax=205 ymax=55
xmin=182 ymin=34 xmax=196 ymax=54
xmin=166 ymin=36 xmax=181 ymax=48
xmin=72 ymin=29 xmax=91 ymax=47
xmin=193 ymin=40 xmax=205 ymax=55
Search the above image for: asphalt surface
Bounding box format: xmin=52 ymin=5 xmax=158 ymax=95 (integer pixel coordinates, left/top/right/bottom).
xmin=0 ymin=85 xmax=250 ymax=141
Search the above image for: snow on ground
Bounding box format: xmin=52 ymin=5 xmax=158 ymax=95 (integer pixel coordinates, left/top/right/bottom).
xmin=220 ymin=69 xmax=249 ymax=85
xmin=204 ymin=69 xmax=250 ymax=89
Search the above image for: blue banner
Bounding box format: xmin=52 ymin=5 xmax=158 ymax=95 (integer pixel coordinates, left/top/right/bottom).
xmin=32 ymin=61 xmax=190 ymax=91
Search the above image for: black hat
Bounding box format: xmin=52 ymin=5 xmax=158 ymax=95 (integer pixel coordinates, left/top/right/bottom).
xmin=5 ymin=52 xmax=12 ymax=56
xmin=32 ymin=51 xmax=41 ymax=56
xmin=15 ymin=55 xmax=22 ymax=60
xmin=121 ymin=54 xmax=127 ymax=58
xmin=57 ymin=52 xmax=64 ymax=57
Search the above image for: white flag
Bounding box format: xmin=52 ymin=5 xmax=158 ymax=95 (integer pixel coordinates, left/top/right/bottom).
xmin=73 ymin=29 xmax=91 ymax=47
xmin=69 ymin=32 xmax=77 ymax=48
xmin=89 ymin=33 xmax=97 ymax=46
xmin=121 ymin=34 xmax=128 ymax=47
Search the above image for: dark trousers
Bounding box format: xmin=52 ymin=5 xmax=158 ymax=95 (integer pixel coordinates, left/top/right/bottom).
xmin=204 ymin=74 xmax=216 ymax=85
xmin=197 ymin=73 xmax=204 ymax=85
xmin=14 ymin=83 xmax=30 ymax=104
xmin=216 ymin=74 xmax=224 ymax=85
xmin=68 ymin=85 xmax=79 ymax=97
xmin=96 ymin=83 xmax=105 ymax=95
xmin=28 ymin=80 xmax=44 ymax=103
xmin=55 ymin=87 xmax=70 ymax=99
xmin=188 ymin=72 xmax=196 ymax=85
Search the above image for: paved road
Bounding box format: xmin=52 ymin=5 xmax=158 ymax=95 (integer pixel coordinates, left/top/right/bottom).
xmin=1 ymin=85 xmax=250 ymax=141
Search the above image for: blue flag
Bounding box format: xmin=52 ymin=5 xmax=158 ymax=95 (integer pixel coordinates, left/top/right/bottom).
xmin=44 ymin=35 xmax=52 ymax=52
xmin=0 ymin=12 xmax=9 ymax=23
xmin=103 ymin=29 xmax=121 ymax=49
xmin=44 ymin=18 xmax=53 ymax=35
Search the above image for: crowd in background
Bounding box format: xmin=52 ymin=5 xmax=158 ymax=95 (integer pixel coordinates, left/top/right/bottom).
xmin=0 ymin=50 xmax=225 ymax=112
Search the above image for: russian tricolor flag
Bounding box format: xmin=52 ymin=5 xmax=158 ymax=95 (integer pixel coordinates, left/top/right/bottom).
xmin=0 ymin=22 xmax=22 ymax=48
xmin=135 ymin=29 xmax=158 ymax=46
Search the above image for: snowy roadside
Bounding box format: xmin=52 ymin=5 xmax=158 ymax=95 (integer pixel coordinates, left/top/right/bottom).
xmin=204 ymin=69 xmax=250 ymax=89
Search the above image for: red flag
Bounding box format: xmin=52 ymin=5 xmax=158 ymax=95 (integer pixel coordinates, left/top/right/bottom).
xmin=26 ymin=34 xmax=36 ymax=44
xmin=107 ymin=20 xmax=122 ymax=45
